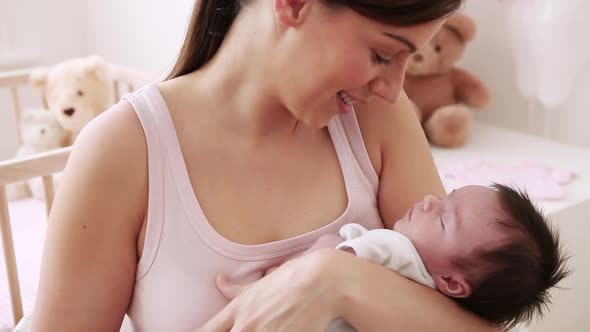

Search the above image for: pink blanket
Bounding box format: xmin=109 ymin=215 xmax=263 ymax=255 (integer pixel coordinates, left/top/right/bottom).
xmin=438 ymin=159 xmax=576 ymax=201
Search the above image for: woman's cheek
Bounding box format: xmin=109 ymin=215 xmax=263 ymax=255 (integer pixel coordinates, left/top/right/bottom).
xmin=339 ymin=60 xmax=374 ymax=87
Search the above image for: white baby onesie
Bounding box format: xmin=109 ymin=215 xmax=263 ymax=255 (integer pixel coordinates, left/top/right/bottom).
xmin=325 ymin=223 xmax=436 ymax=332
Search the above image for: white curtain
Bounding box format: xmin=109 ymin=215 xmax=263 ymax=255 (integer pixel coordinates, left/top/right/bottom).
xmin=507 ymin=0 xmax=590 ymax=108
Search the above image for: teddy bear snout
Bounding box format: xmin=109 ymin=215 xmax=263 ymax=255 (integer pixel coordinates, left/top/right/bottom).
xmin=412 ymin=54 xmax=424 ymax=63
xmin=63 ymin=108 xmax=75 ymax=117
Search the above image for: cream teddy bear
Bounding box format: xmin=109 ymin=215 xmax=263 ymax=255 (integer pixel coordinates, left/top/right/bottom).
xmin=29 ymin=55 xmax=112 ymax=145
xmin=6 ymin=109 xmax=68 ymax=200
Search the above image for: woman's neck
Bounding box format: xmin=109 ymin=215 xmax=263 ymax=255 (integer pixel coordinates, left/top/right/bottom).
xmin=184 ymin=6 xmax=310 ymax=141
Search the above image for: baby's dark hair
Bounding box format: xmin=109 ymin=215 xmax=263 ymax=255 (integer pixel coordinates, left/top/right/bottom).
xmin=452 ymin=184 xmax=570 ymax=330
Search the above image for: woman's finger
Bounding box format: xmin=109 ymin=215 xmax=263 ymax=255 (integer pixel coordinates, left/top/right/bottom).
xmin=197 ymin=301 xmax=234 ymax=332
xmin=263 ymin=266 xmax=278 ymax=276
xmin=216 ymin=274 xmax=248 ymax=300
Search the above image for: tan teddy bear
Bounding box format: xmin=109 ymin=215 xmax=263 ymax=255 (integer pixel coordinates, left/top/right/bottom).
xmin=6 ymin=109 xmax=68 ymax=200
xmin=404 ymin=13 xmax=491 ymax=148
xmin=29 ymin=55 xmax=112 ymax=146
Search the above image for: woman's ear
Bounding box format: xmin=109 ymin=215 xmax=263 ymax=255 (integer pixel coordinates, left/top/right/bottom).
xmin=273 ymin=0 xmax=310 ymax=27
xmin=434 ymin=274 xmax=472 ymax=298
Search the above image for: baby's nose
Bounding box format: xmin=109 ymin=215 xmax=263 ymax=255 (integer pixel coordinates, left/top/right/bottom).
xmin=423 ymin=194 xmax=441 ymax=211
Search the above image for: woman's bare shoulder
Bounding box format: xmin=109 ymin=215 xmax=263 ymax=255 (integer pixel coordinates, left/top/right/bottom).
xmin=30 ymin=100 xmax=149 ymax=331
xmin=49 ymin=98 xmax=149 ymax=252
xmin=354 ymin=93 xmax=423 ymax=177
xmin=71 ymin=100 xmax=148 ymax=195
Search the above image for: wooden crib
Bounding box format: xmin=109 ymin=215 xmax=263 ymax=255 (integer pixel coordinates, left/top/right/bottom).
xmin=0 ymin=62 xmax=156 ymax=327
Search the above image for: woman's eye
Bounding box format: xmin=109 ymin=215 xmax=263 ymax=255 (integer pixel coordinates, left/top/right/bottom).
xmin=372 ymin=51 xmax=392 ymax=65
xmin=440 ymin=217 xmax=445 ymax=229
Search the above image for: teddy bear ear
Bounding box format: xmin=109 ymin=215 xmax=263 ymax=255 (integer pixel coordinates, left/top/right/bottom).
xmin=29 ymin=68 xmax=49 ymax=89
xmin=83 ymin=55 xmax=108 ymax=80
xmin=19 ymin=108 xmax=45 ymax=125
xmin=445 ymin=13 xmax=477 ymax=43
xmin=19 ymin=111 xmax=36 ymax=124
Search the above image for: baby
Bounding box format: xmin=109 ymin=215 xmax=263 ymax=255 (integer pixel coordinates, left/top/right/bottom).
xmin=299 ymin=184 xmax=569 ymax=331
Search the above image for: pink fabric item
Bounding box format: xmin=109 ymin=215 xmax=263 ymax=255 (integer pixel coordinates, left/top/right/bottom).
xmin=0 ymin=198 xmax=47 ymax=330
xmin=438 ymin=159 xmax=576 ymax=201
xmin=123 ymin=84 xmax=384 ymax=331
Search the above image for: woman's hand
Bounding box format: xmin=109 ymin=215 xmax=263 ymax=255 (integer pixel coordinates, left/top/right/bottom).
xmin=198 ymin=249 xmax=346 ymax=332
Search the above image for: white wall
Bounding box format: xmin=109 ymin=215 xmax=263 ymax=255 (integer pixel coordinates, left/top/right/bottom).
xmin=462 ymin=1 xmax=590 ymax=148
xmin=85 ymin=0 xmax=194 ymax=77
xmin=1 ymin=0 xmax=192 ymax=73
xmin=0 ymin=0 xmax=86 ymax=69
xmin=2 ymin=0 xmax=590 ymax=160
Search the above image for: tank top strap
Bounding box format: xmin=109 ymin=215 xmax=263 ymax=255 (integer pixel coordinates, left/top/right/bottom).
xmin=327 ymin=110 xmax=379 ymax=194
xmin=121 ymin=84 xmax=168 ymax=279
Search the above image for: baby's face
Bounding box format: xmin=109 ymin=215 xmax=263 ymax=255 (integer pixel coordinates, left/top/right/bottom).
xmin=393 ymin=186 xmax=508 ymax=277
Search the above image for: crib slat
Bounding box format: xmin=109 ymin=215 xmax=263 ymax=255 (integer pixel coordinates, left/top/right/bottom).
xmin=0 ymin=69 xmax=28 ymax=87
xmin=0 ymin=147 xmax=71 ymax=186
xmin=113 ymin=80 xmax=121 ymax=102
xmin=41 ymin=94 xmax=48 ymax=109
xmin=9 ymin=86 xmax=22 ymax=116
xmin=10 ymin=87 xmax=22 ymax=145
xmin=42 ymin=175 xmax=55 ymax=216
xmin=0 ymin=186 xmax=24 ymax=325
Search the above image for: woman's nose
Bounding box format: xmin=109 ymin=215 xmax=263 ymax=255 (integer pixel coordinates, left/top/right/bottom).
xmin=369 ymin=76 xmax=401 ymax=103
xmin=369 ymin=58 xmax=409 ymax=103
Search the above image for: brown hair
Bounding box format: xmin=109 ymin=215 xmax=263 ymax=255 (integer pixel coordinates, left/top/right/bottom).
xmin=453 ymin=184 xmax=570 ymax=330
xmin=167 ymin=0 xmax=464 ymax=80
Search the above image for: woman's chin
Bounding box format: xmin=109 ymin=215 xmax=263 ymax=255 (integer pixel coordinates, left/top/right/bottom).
xmin=296 ymin=112 xmax=334 ymax=129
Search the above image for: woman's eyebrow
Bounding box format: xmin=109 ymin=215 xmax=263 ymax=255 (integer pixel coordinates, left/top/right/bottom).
xmin=383 ymin=32 xmax=417 ymax=53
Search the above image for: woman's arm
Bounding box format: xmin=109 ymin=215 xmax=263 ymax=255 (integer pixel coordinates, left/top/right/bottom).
xmin=30 ymin=101 xmax=148 ymax=332
xmin=345 ymin=93 xmax=497 ymax=331
xmin=208 ymin=248 xmax=496 ymax=332
xmin=334 ymin=250 xmax=495 ymax=331
xmin=356 ymin=92 xmax=446 ymax=224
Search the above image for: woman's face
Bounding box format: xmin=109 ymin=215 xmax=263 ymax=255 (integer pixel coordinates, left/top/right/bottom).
xmin=272 ymin=1 xmax=445 ymax=128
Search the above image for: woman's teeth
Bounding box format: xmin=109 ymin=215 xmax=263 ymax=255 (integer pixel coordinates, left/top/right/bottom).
xmin=338 ymin=91 xmax=353 ymax=106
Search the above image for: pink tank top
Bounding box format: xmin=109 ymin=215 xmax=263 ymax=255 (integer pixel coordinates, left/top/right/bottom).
xmin=123 ymin=84 xmax=383 ymax=331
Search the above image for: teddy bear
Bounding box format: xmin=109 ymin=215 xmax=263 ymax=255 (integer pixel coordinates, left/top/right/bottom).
xmin=29 ymin=55 xmax=112 ymax=146
xmin=6 ymin=109 xmax=69 ymax=201
xmin=403 ymin=13 xmax=491 ymax=148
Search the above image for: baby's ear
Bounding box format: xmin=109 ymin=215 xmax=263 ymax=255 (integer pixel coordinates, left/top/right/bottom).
xmin=434 ymin=273 xmax=472 ymax=298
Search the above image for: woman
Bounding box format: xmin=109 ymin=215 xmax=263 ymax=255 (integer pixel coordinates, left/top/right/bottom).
xmin=30 ymin=0 xmax=497 ymax=331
